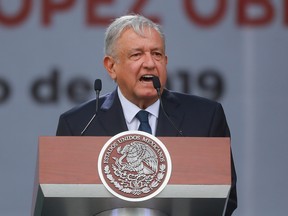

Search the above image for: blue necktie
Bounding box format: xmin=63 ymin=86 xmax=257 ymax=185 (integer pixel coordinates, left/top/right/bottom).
xmin=136 ymin=110 xmax=152 ymax=134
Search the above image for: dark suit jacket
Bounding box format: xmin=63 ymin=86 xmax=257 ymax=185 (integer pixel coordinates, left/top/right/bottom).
xmin=56 ymin=88 xmax=237 ymax=215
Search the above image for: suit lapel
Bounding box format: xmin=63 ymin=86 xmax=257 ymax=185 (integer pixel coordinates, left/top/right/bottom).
xmin=156 ymin=89 xmax=184 ymax=137
xmin=89 ymin=89 xmax=128 ymax=136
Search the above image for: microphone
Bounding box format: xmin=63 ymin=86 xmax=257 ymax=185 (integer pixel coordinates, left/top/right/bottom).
xmin=94 ymin=79 xmax=102 ymax=115
xmin=152 ymin=76 xmax=183 ymax=136
xmin=80 ymin=79 xmax=102 ymax=136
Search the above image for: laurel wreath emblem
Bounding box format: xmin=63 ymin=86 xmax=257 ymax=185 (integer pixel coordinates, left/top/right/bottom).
xmin=104 ymin=163 xmax=166 ymax=195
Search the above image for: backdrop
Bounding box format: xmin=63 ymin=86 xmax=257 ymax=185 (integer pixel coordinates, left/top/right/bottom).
xmin=1 ymin=1 xmax=288 ymax=215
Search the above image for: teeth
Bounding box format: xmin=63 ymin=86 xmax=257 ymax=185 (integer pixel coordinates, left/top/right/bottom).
xmin=140 ymin=75 xmax=154 ymax=82
xmin=142 ymin=75 xmax=154 ymax=78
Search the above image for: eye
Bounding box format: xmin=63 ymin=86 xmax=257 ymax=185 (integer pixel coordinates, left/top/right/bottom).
xmin=152 ymin=51 xmax=164 ymax=60
xmin=130 ymin=52 xmax=142 ymax=60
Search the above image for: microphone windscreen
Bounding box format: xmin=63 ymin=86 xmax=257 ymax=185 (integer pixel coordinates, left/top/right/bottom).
xmin=152 ymin=76 xmax=161 ymax=89
xmin=94 ymin=79 xmax=102 ymax=91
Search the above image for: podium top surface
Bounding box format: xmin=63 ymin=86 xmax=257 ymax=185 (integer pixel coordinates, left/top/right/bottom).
xmin=38 ymin=136 xmax=231 ymax=185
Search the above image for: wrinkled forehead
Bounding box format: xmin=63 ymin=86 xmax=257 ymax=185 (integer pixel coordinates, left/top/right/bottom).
xmin=118 ymin=26 xmax=165 ymax=48
xmin=119 ymin=25 xmax=159 ymax=40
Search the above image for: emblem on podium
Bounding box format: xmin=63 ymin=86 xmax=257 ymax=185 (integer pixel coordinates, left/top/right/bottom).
xmin=98 ymin=131 xmax=172 ymax=202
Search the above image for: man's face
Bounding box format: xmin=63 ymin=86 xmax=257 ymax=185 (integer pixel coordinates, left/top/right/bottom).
xmin=104 ymin=27 xmax=167 ymax=109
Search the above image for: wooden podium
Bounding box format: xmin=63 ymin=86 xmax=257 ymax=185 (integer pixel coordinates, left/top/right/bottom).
xmin=32 ymin=136 xmax=231 ymax=216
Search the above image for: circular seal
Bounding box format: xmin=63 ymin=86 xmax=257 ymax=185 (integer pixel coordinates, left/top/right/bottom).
xmin=98 ymin=131 xmax=172 ymax=202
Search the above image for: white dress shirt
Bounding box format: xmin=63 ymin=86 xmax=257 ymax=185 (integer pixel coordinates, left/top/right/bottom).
xmin=117 ymin=87 xmax=159 ymax=136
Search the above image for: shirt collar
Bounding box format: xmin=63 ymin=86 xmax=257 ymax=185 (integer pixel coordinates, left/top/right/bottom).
xmin=117 ymin=87 xmax=160 ymax=123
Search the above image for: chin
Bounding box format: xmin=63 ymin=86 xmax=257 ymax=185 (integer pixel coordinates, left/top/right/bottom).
xmin=142 ymin=93 xmax=158 ymax=100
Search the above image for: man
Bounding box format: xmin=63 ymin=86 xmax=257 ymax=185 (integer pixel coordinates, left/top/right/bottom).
xmin=56 ymin=14 xmax=237 ymax=215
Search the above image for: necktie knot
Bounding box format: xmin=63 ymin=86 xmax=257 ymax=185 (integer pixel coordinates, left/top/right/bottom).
xmin=135 ymin=110 xmax=152 ymax=134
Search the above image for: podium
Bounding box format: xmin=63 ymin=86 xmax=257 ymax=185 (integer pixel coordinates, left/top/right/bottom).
xmin=32 ymin=136 xmax=231 ymax=216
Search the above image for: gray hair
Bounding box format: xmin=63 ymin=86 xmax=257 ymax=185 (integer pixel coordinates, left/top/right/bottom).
xmin=104 ymin=14 xmax=165 ymax=57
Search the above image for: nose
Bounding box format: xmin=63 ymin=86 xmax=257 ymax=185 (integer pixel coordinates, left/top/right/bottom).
xmin=142 ymin=52 xmax=156 ymax=69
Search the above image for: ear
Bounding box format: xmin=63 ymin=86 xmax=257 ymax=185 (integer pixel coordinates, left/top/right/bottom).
xmin=103 ymin=56 xmax=117 ymax=80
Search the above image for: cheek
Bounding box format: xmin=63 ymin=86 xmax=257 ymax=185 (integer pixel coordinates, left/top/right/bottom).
xmin=123 ymin=64 xmax=142 ymax=81
xmin=158 ymin=66 xmax=167 ymax=86
xmin=113 ymin=63 xmax=126 ymax=79
xmin=157 ymin=63 xmax=167 ymax=74
xmin=160 ymin=75 xmax=167 ymax=87
xmin=114 ymin=64 xmax=136 ymax=84
xmin=110 ymin=71 xmax=117 ymax=80
xmin=129 ymin=61 xmax=142 ymax=71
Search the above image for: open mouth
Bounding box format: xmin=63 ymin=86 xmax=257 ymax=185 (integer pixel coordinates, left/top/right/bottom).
xmin=140 ymin=75 xmax=154 ymax=82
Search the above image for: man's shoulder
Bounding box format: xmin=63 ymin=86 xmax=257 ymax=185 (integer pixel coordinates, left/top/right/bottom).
xmin=59 ymin=91 xmax=114 ymax=118
xmin=163 ymin=89 xmax=220 ymax=108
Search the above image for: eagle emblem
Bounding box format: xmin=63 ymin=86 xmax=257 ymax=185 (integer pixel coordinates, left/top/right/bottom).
xmin=114 ymin=141 xmax=158 ymax=175
xmin=98 ymin=131 xmax=172 ymax=202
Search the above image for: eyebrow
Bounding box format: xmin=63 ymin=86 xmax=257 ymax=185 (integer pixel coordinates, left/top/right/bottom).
xmin=128 ymin=47 xmax=164 ymax=53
